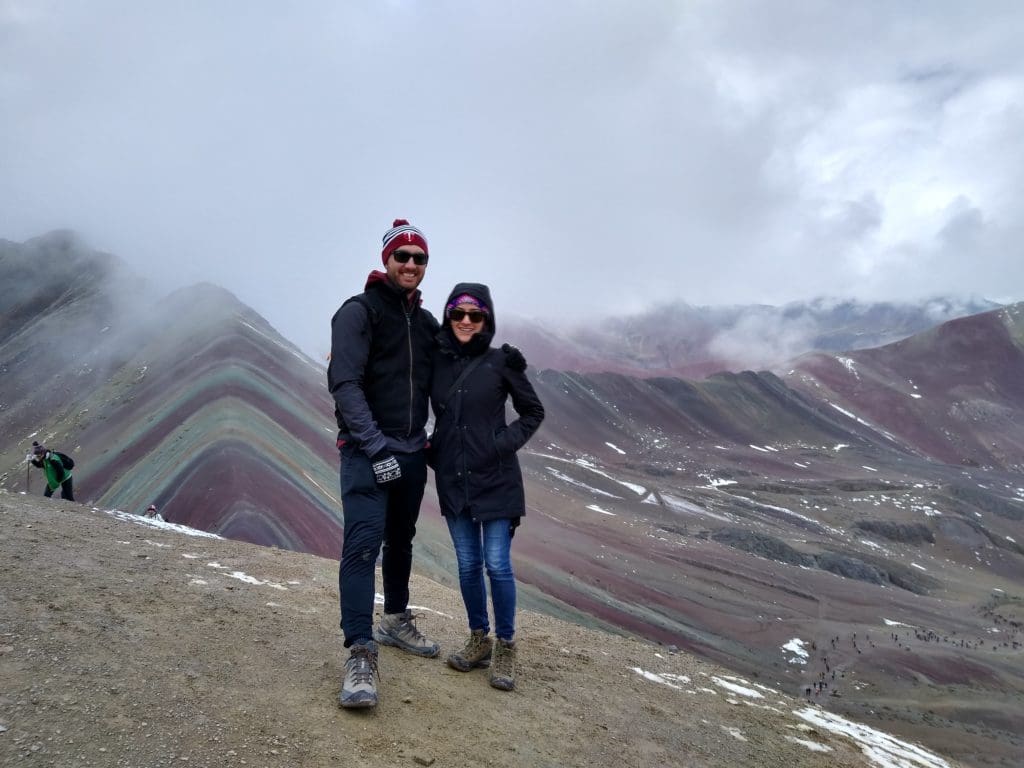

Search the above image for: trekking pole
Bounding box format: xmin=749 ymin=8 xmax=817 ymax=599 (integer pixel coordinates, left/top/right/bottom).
xmin=26 ymin=459 xmax=31 ymax=493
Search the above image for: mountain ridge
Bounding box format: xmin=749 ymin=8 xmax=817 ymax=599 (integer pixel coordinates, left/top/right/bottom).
xmin=500 ymin=295 xmax=1002 ymax=378
xmin=1 ymin=232 xmax=1022 ymax=766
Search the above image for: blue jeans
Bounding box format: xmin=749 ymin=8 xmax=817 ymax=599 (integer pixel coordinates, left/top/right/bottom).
xmin=338 ymin=446 xmax=426 ymax=647
xmin=446 ymin=513 xmax=517 ymax=641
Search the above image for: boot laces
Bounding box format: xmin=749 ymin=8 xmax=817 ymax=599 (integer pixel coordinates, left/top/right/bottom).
xmin=395 ymin=612 xmax=427 ymax=642
xmin=348 ymin=646 xmax=379 ymax=685
xmin=494 ymin=641 xmax=515 ymax=677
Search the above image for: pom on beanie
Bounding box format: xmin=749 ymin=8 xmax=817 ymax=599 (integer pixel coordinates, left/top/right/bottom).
xmin=381 ymin=218 xmax=428 ymax=265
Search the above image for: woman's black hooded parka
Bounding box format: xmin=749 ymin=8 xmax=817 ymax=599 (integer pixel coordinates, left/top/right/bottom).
xmin=428 ymin=283 xmax=545 ymax=523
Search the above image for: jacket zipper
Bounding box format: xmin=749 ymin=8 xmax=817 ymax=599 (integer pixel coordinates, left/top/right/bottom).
xmin=405 ymin=307 xmax=413 ymax=436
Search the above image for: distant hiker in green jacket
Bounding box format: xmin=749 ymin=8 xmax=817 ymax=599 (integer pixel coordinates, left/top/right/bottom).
xmin=28 ymin=441 xmax=75 ymax=501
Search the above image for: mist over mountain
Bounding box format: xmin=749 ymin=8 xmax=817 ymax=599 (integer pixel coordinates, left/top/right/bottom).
xmin=1 ymin=231 xmax=342 ymax=557
xmin=2 ymin=231 xmax=1023 ymax=767
xmin=501 ymin=296 xmax=1002 ymax=378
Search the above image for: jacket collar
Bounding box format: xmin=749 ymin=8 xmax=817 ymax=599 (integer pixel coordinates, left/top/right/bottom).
xmin=365 ymin=269 xmax=422 ymax=308
xmin=438 ymin=325 xmax=493 ymax=358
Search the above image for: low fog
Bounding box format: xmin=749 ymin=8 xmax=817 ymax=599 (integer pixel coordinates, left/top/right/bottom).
xmin=2 ymin=2 xmax=1023 ymax=359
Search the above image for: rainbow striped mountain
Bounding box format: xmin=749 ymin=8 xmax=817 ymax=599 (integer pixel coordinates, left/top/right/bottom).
xmin=2 ymin=231 xmax=1022 ymax=767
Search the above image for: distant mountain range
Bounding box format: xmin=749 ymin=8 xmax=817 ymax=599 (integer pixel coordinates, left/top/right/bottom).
xmin=501 ymin=296 xmax=1002 ymax=378
xmin=2 ymin=230 xmax=1022 ymax=766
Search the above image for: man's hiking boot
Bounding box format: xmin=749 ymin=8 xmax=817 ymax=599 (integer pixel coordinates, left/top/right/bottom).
xmin=446 ymin=629 xmax=493 ymax=672
xmin=373 ymin=610 xmax=440 ymax=658
xmin=490 ymin=638 xmax=517 ymax=691
xmin=339 ymin=641 xmax=379 ymax=709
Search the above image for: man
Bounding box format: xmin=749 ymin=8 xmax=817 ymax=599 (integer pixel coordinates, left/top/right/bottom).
xmin=327 ymin=218 xmax=441 ymax=709
xmin=28 ymin=441 xmax=75 ymax=501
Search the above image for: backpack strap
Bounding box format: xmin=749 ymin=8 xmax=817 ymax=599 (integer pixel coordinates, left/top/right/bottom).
xmin=342 ymin=294 xmax=382 ymax=327
xmin=435 ymin=356 xmax=486 ymax=416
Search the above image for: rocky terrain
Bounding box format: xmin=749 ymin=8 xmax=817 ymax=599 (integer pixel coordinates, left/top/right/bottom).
xmin=0 ymin=490 xmax=954 ymax=768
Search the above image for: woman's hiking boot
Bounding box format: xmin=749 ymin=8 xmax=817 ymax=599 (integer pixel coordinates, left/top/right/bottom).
xmin=446 ymin=630 xmax=493 ymax=672
xmin=373 ymin=609 xmax=440 ymax=658
xmin=339 ymin=640 xmax=379 ymax=709
xmin=490 ymin=638 xmax=517 ymax=691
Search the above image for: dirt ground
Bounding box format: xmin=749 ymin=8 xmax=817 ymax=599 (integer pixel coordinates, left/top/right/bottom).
xmin=0 ymin=490 xmax=952 ymax=768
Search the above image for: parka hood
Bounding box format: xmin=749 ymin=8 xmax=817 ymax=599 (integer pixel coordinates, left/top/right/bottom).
xmin=443 ymin=282 xmax=496 ymax=334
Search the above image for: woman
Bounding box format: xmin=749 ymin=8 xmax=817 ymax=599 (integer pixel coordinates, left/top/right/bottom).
xmin=429 ymin=283 xmax=544 ymax=691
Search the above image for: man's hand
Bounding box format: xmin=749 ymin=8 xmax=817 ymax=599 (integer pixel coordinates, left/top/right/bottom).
xmin=501 ymin=343 xmax=527 ymax=372
xmin=25 ymin=453 xmax=34 ymax=463
xmin=371 ymin=453 xmax=402 ymax=484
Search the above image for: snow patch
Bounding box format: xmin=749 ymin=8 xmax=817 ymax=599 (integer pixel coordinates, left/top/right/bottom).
xmin=105 ymin=509 xmax=224 ymax=539
xmin=793 ymin=707 xmax=951 ymax=768
xmin=631 ymin=668 xmax=684 ymax=690
xmin=830 ymin=402 xmax=858 ymax=420
xmin=571 ymin=459 xmax=646 ymax=495
xmin=782 ymin=638 xmax=809 ymax=665
xmin=545 ymin=467 xmax=622 ymax=498
xmin=786 ymin=736 xmax=833 ymax=753
xmin=712 ymin=676 xmax=763 ymax=699
xmin=837 ymin=356 xmax=859 ymax=378
xmin=227 ymin=571 xmax=288 ymax=590
xmin=662 ymin=493 xmax=733 ymax=522
xmin=829 ymin=403 xmax=896 ymax=441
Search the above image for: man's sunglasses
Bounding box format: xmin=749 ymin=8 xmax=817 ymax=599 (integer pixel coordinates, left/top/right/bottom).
xmin=392 ymin=250 xmax=428 ymax=266
xmin=449 ymin=308 xmax=486 ymax=323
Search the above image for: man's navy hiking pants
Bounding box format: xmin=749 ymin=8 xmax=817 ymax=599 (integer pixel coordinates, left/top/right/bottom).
xmin=337 ymin=445 xmax=427 ymax=647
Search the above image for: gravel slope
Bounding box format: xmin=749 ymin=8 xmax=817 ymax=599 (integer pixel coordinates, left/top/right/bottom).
xmin=0 ymin=490 xmax=953 ymax=768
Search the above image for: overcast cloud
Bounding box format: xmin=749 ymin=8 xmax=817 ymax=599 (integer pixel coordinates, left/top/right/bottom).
xmin=2 ymin=1 xmax=1022 ymax=357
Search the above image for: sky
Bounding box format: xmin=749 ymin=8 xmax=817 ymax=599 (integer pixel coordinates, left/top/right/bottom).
xmin=2 ymin=1 xmax=1023 ymax=358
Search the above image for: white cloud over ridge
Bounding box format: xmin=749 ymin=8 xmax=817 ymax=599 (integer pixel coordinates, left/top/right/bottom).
xmin=1 ymin=2 xmax=1022 ymax=356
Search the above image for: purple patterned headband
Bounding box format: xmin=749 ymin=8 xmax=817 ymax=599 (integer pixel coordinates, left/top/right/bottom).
xmin=445 ymin=294 xmax=489 ymax=315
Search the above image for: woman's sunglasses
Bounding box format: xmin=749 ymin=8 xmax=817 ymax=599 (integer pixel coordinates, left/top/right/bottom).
xmin=449 ymin=308 xmax=486 ymax=323
xmin=391 ymin=250 xmax=428 ymax=266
